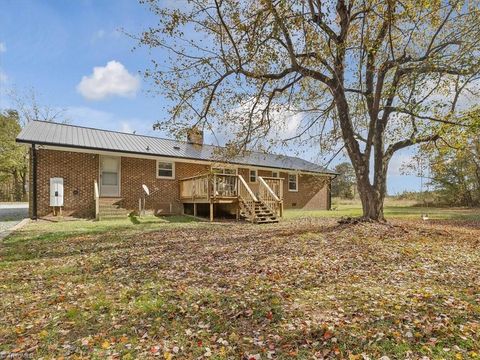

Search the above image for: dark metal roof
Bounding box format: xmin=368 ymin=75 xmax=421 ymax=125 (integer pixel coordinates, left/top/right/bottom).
xmin=16 ymin=120 xmax=335 ymax=174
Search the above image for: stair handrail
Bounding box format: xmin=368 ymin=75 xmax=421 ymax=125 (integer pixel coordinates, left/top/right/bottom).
xmin=258 ymin=176 xmax=283 ymax=217
xmin=238 ymin=174 xmax=258 ymax=202
xmin=261 ymin=176 xmax=284 ymax=200
xmin=237 ymin=174 xmax=257 ymax=222
xmin=94 ymin=179 xmax=99 ymax=220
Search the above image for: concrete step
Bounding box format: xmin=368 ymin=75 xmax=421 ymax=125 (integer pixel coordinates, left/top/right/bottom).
xmin=99 ymin=197 xmax=123 ymax=205
xmin=98 ymin=210 xmax=128 ymax=216
xmin=99 ymin=215 xmax=129 ymax=220
xmin=99 ymin=207 xmax=129 ymax=212
xmin=98 ymin=198 xmax=129 ymax=220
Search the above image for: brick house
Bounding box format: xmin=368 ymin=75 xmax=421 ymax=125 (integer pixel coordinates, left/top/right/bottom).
xmin=16 ymin=121 xmax=336 ymax=223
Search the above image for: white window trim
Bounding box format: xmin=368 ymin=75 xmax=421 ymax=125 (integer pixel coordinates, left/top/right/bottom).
xmin=249 ymin=169 xmax=257 ymax=183
xmin=156 ymin=160 xmax=175 ymax=179
xmin=288 ymin=173 xmax=298 ymax=192
xmin=272 ymin=171 xmax=279 ymax=178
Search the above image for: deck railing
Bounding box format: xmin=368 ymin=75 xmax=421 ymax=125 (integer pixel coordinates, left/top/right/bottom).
xmin=179 ymin=174 xmax=210 ymax=200
xmin=258 ymin=176 xmax=283 ymax=217
xmin=180 ymin=173 xmax=239 ymax=200
xmin=179 ymin=172 xmax=282 ymax=221
xmin=212 ymin=173 xmax=237 ymax=197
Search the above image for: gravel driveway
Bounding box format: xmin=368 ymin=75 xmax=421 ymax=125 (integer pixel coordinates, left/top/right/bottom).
xmin=0 ymin=203 xmax=29 ymax=234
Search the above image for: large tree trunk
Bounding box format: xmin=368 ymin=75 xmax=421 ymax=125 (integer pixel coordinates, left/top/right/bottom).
xmin=332 ymin=88 xmax=389 ymax=221
xmin=356 ymin=173 xmax=386 ymax=221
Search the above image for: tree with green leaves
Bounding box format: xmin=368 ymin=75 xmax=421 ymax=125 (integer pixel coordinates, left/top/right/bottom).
xmin=137 ymin=0 xmax=480 ymax=220
xmin=331 ymin=162 xmax=356 ymax=199
xmin=0 ymin=110 xmax=28 ymax=201
xmin=406 ymin=109 xmax=480 ymax=206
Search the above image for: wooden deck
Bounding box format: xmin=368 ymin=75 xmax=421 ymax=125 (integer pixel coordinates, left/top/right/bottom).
xmin=179 ymin=173 xmax=283 ymax=223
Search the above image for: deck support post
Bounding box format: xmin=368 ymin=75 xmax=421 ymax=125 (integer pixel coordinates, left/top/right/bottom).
xmin=210 ymin=202 xmax=214 ymax=222
xmin=236 ymin=206 xmax=240 ymax=221
xmin=193 ymin=203 xmax=197 ymax=217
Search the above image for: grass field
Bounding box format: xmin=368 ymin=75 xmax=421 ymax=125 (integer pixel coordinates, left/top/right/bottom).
xmin=285 ymin=198 xmax=480 ymax=221
xmin=1 ymin=203 xmax=479 ymax=359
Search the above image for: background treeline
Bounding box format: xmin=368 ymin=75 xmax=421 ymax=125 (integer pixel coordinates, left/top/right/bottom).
xmin=0 ymin=89 xmax=66 ymax=202
xmin=0 ymin=110 xmax=28 ymax=201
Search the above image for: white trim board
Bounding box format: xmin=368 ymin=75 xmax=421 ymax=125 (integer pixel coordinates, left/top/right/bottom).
xmin=31 ymin=144 xmax=336 ymax=178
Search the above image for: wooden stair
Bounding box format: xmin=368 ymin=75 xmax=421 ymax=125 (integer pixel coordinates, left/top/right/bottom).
xmin=98 ymin=198 xmax=129 ymax=220
xmin=239 ymin=200 xmax=279 ymax=224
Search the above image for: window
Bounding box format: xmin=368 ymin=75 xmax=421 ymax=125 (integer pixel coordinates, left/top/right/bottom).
xmin=249 ymin=169 xmax=257 ymax=182
xmin=271 ymin=171 xmax=279 ymax=178
xmin=157 ymin=161 xmax=175 ymax=179
xmin=212 ymin=167 xmax=237 ymax=175
xmin=288 ymin=174 xmax=298 ymax=191
xmin=102 ymin=172 xmax=118 ymax=186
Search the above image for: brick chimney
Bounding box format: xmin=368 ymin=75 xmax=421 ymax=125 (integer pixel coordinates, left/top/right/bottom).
xmin=186 ymin=127 xmax=204 ymax=145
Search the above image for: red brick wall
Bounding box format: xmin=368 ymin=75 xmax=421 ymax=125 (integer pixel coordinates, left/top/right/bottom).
xmin=120 ymin=157 xmax=208 ymax=214
xmin=31 ymin=150 xmax=210 ymax=217
xmin=238 ymin=167 xmax=330 ymax=210
xmin=280 ymin=172 xmax=330 ymax=210
xmin=31 ymin=149 xmax=98 ymax=217
xmin=30 ymin=149 xmax=330 ymax=217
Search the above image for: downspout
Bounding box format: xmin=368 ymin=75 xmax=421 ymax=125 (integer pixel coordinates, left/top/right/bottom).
xmin=31 ymin=143 xmax=38 ymax=220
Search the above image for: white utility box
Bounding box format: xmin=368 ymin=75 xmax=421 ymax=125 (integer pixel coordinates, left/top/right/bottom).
xmin=50 ymin=177 xmax=64 ymax=207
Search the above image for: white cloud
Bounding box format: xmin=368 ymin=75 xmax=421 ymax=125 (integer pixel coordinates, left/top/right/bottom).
xmin=91 ymin=29 xmax=122 ymax=43
xmin=388 ymin=151 xmax=414 ymax=176
xmin=213 ymin=98 xmax=303 ymax=146
xmin=0 ymin=42 xmax=6 ymax=53
xmin=120 ymin=121 xmax=133 ymax=133
xmin=93 ymin=29 xmax=106 ymax=40
xmin=65 ymin=106 xmax=115 ymax=126
xmin=64 ymin=106 xmax=159 ymax=136
xmin=0 ymin=69 xmax=7 ymax=84
xmin=76 ymin=60 xmax=140 ymax=100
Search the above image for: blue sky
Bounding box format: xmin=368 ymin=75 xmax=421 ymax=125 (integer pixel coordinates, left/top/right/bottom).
xmin=0 ymin=0 xmax=423 ymax=194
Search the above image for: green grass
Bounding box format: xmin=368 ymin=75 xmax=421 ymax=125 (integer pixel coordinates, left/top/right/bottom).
xmin=2 ymin=214 xmax=204 ymax=245
xmin=284 ymin=198 xmax=480 ymax=221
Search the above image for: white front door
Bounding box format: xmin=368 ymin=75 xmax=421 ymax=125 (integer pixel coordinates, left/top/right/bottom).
xmin=100 ymin=156 xmax=120 ymax=197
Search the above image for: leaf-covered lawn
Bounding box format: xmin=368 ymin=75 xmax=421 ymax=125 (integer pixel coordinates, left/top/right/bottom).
xmin=1 ymin=216 xmax=479 ymax=359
